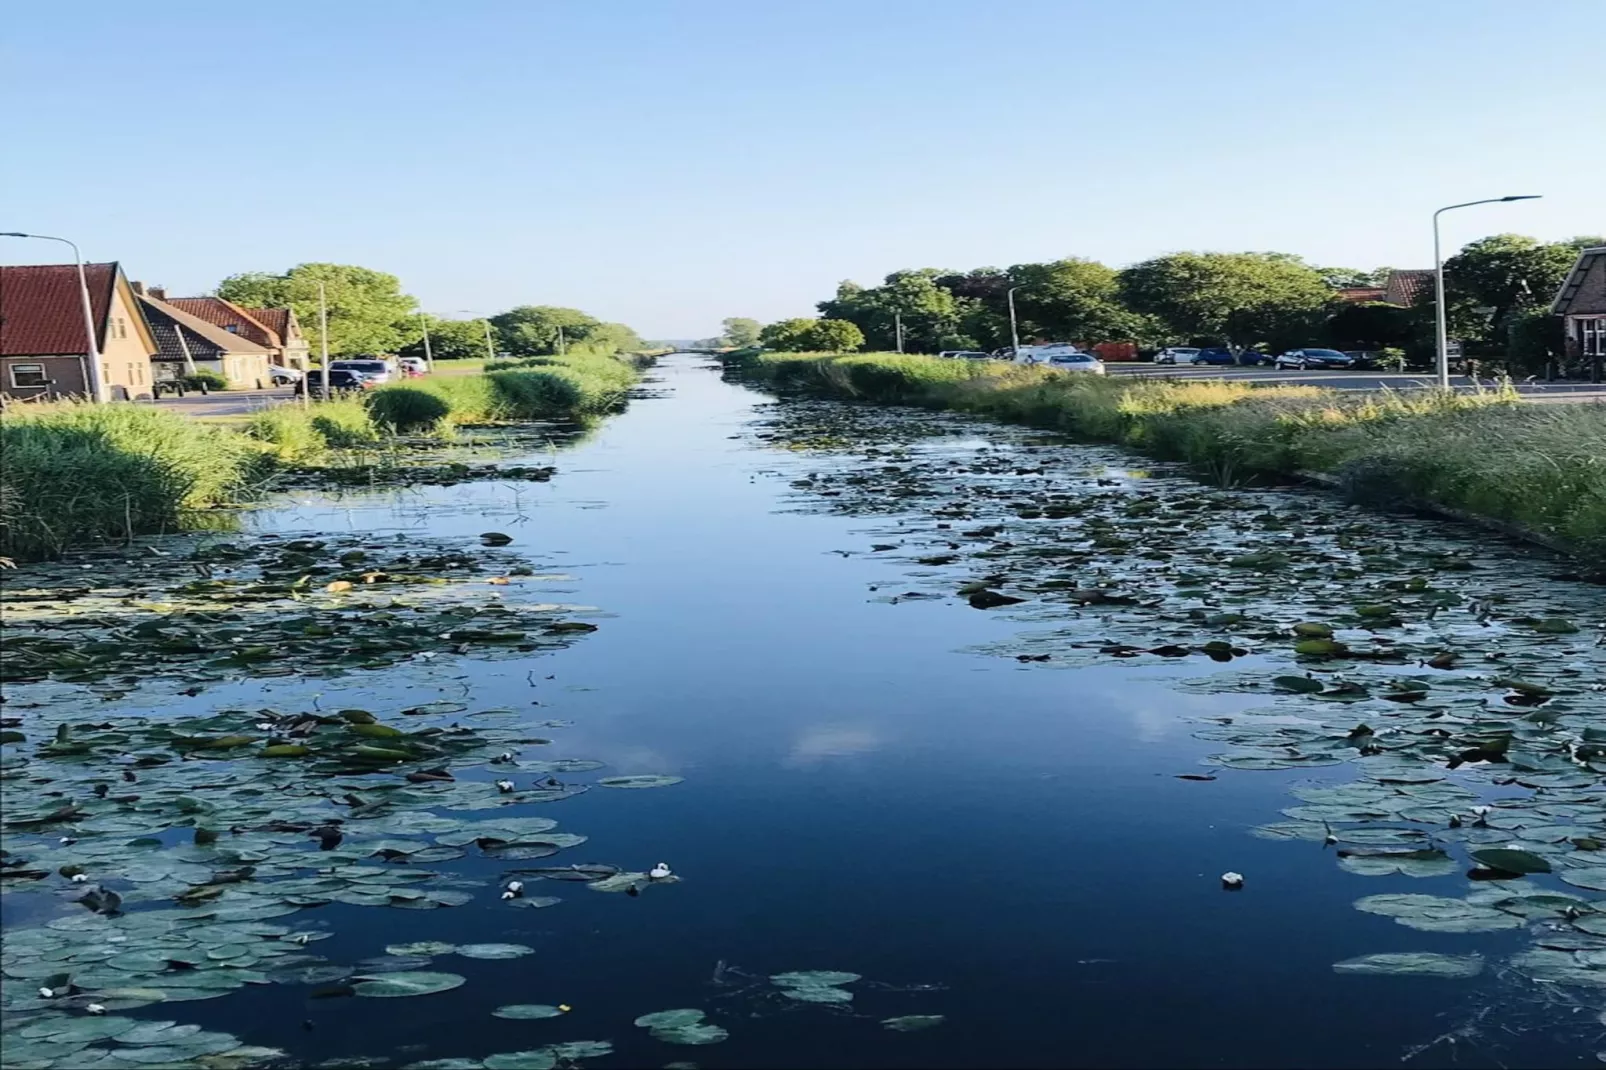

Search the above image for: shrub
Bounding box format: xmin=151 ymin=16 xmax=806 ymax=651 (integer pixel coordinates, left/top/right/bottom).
xmin=182 ymin=369 xmax=229 ymax=391
xmin=243 ymin=399 xmax=379 ymax=460
xmin=366 ymin=386 xmax=454 ymax=431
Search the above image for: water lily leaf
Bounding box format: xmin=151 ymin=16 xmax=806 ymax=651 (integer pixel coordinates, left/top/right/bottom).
xmin=1272 ymin=675 xmax=1324 ymax=694
xmin=350 ymin=970 xmax=466 ymax=997
xmin=770 ymin=971 xmax=861 ymax=987
xmin=455 ymin=943 xmax=533 ymax=960
xmin=635 ymin=1010 xmax=705 ymax=1029
xmin=1470 ymin=848 xmax=1551 ymax=875
xmin=882 ymin=1015 xmax=946 ymax=1031
xmin=493 ymin=1004 xmax=565 ymax=1020
xmin=349 ymin=723 xmax=405 ymax=739
xmin=597 ymin=775 xmax=684 ymax=789
xmin=481 ymin=1051 xmax=556 ymax=1070
xmin=546 ymin=1042 xmax=612 ymax=1060
xmin=1558 ymin=867 xmax=1606 ymax=891
xmin=1332 ymin=952 xmax=1483 ymax=978
xmin=1353 ymin=894 xmax=1521 ymax=932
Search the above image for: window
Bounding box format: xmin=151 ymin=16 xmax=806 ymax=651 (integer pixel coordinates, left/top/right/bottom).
xmin=1584 ymin=318 xmax=1606 ymax=358
xmin=102 ymin=363 xmax=111 ymax=384
xmin=127 ymin=363 xmax=136 ymax=384
xmin=9 ymin=363 xmax=48 ymax=387
xmin=224 ymin=324 xmax=238 ymax=333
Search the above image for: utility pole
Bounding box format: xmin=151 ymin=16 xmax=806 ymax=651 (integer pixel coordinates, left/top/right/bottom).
xmin=1007 ymin=286 xmax=1023 ymax=361
xmin=481 ymin=319 xmax=496 ymax=361
xmin=895 ymin=312 xmax=904 ymax=354
xmin=556 ymin=325 xmax=566 ymax=356
xmin=418 ymin=312 xmax=434 ymax=371
xmin=173 ymin=321 xmax=198 ymax=376
xmin=317 ymin=281 xmax=330 ymax=401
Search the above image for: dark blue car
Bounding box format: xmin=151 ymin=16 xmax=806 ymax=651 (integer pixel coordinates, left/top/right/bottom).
xmin=1196 ymin=348 xmax=1237 ymax=365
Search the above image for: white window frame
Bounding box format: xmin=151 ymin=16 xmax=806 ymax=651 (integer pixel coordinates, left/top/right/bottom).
xmin=1582 ymin=317 xmax=1606 ymax=358
xmin=9 ymin=362 xmax=48 ymax=388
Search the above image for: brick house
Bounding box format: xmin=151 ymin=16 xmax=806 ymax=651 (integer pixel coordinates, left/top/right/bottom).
xmin=0 ymin=262 xmax=158 ymax=401
xmin=162 ymin=295 xmax=310 ymax=371
xmin=1552 ymin=246 xmax=1606 ymax=375
xmin=134 ymin=288 xmax=275 ymax=388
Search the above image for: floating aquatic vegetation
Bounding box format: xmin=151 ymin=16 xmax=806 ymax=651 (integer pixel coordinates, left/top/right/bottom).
xmin=770 ymin=970 xmax=860 ymax=1003
xmin=634 ymin=1008 xmax=728 ymax=1045
xmin=1332 ymin=953 xmax=1484 ymax=978
xmin=881 ymin=1014 xmax=945 ymax=1031
xmin=493 ymin=1004 xmax=567 ymax=1020
xmin=596 ymin=775 xmax=683 ymax=789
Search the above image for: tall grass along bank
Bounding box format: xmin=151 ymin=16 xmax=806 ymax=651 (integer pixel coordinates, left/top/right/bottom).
xmin=0 ymin=403 xmax=262 ymax=560
xmin=725 ymin=351 xmax=1606 ymax=557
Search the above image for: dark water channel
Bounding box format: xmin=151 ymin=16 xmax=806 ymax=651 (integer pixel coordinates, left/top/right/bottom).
xmin=4 ymin=356 xmax=1604 ymax=1069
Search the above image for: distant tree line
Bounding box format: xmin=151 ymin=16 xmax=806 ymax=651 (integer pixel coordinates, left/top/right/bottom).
xmin=217 ymin=263 xmax=642 ymax=361
xmin=730 ymin=234 xmax=1600 ymax=370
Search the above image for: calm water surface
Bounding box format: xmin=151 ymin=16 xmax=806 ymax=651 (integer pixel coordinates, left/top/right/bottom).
xmin=7 ymin=357 xmax=1601 ymax=1068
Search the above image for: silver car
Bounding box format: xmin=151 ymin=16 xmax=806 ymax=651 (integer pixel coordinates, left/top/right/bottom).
xmin=1045 ymin=352 xmax=1106 ymax=375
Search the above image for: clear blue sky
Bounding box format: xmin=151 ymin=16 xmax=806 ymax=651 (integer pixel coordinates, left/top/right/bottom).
xmin=2 ymin=0 xmax=1600 ymax=338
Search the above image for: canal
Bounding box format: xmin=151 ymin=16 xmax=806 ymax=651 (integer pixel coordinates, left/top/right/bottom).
xmin=3 ymin=355 xmax=1603 ymax=1069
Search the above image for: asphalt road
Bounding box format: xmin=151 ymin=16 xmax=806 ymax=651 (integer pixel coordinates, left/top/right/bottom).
xmin=146 ymin=387 xmax=297 ymax=418
xmin=1101 ymin=363 xmax=1606 ymax=402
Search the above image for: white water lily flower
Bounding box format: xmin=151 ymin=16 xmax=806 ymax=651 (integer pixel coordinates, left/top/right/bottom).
xmin=506 ymin=880 xmax=524 ymax=894
xmin=501 ymin=890 xmax=516 ymax=900
xmin=70 ymin=873 xmax=89 ymax=883
xmin=1220 ymin=871 xmax=1244 ymax=888
xmin=649 ymin=862 xmax=672 ymax=880
xmin=1471 ymin=805 xmax=1490 ymax=816
xmin=38 ymin=987 xmax=55 ymax=999
xmin=86 ymin=1003 xmax=106 ymax=1015
xmin=58 ymin=837 xmax=76 ymax=846
xmin=495 ymin=779 xmax=515 ymax=793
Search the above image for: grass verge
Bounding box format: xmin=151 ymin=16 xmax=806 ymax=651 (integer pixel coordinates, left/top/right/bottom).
xmin=725 ymin=351 xmax=1606 ymax=556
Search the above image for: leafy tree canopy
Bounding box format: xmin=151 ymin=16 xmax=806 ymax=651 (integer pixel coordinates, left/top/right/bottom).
xmin=398 ymin=317 xmax=491 ymax=361
xmin=217 ymin=263 xmax=417 ymax=357
xmin=758 ymin=317 xmax=864 ymax=352
xmin=488 ymin=306 xmax=640 ymax=357
xmin=1119 ymin=252 xmax=1333 ymax=349
xmin=720 ymin=317 xmax=762 ymax=347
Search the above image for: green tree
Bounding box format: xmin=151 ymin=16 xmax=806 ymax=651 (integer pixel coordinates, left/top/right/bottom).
xmin=805 ymin=318 xmax=864 ymax=352
xmin=1506 ymin=308 xmax=1566 ymax=374
xmin=487 ymin=306 xmax=638 ymax=356
xmin=398 ymin=317 xmax=491 ymax=361
xmin=758 ymin=318 xmax=819 ymax=351
xmin=817 ymin=269 xmax=975 ymax=352
xmin=1442 ymin=234 xmax=1600 ymax=353
xmin=1322 ymin=301 xmax=1426 ymax=352
xmin=1119 ymin=252 xmax=1333 ymax=349
xmin=217 ymin=263 xmax=417 ymax=357
xmin=1318 ymin=266 xmax=1388 ymax=288
xmin=720 ymin=317 xmax=762 ymax=347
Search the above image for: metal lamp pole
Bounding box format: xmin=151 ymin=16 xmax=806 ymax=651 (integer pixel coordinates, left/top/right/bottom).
xmin=1006 ymin=286 xmax=1023 ymax=361
xmin=1 ymin=231 xmax=106 ymax=402
xmin=417 ymin=312 xmax=434 ymax=371
xmin=1432 ymin=195 xmax=1541 ymax=389
xmin=894 ymin=312 xmax=904 ymax=354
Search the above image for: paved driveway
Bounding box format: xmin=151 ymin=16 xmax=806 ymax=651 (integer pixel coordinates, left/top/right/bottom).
xmin=1100 ymin=363 xmax=1606 ymax=403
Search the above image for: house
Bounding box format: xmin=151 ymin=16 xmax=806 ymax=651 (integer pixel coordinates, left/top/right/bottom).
xmin=161 ymin=295 xmax=310 ymax=371
xmin=134 ymin=288 xmax=274 ymax=388
xmin=0 ymin=261 xmax=158 ymax=402
xmin=1551 ymin=245 xmax=1606 ymax=373
xmin=1335 ymin=286 xmax=1387 ymax=304
xmin=1382 ymin=269 xmax=1434 ymax=307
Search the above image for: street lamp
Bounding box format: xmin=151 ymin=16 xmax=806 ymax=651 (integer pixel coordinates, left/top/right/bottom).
xmin=1432 ymin=195 xmax=1541 ymax=389
xmin=1 ymin=231 xmax=106 ymax=402
xmin=1006 ymin=286 xmax=1023 ymax=361
xmin=416 ymin=312 xmax=434 ymax=371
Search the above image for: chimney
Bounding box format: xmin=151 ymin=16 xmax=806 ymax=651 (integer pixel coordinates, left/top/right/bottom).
xmin=149 ymin=286 xmax=166 ymax=300
xmin=131 ymin=280 xmax=146 ymax=296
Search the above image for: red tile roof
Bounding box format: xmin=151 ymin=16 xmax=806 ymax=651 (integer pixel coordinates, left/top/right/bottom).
xmin=1335 ymin=287 xmax=1386 ymax=304
xmin=0 ymin=262 xmax=116 ymax=356
xmin=1383 ymin=270 xmax=1434 ymax=307
xmin=164 ymin=297 xmax=280 ymax=347
xmin=243 ymin=307 xmax=290 ymax=341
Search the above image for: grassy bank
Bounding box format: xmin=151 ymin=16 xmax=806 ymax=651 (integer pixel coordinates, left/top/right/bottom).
xmin=2 ymin=353 xmax=650 ymax=559
xmin=726 ymin=351 xmax=1606 ymax=556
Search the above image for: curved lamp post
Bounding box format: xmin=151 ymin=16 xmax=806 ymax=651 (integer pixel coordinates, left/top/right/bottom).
xmin=1432 ymin=196 xmax=1540 ymax=389
xmin=0 ymin=231 xmax=106 ymax=402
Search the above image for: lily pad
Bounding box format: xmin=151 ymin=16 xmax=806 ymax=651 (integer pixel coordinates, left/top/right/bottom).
xmin=455 ymin=943 xmax=534 ymax=960
xmin=493 ymin=1004 xmax=565 ymax=1020
xmin=350 ymin=970 xmax=467 ymax=997
xmin=1333 ymin=952 xmax=1483 ymax=978
xmin=882 ymin=1015 xmax=946 ymax=1031
xmin=597 ymin=775 xmax=684 ymax=789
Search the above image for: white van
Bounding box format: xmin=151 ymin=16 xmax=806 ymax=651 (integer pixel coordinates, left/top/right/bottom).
xmin=1013 ymin=343 xmax=1086 ymax=365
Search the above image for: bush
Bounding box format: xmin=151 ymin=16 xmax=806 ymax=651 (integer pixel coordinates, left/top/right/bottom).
xmin=182 ymin=369 xmax=229 ymax=391
xmin=244 ymin=399 xmax=379 ymax=460
xmin=366 ymin=386 xmax=454 ymax=431
xmin=1 ymin=402 xmax=260 ymax=559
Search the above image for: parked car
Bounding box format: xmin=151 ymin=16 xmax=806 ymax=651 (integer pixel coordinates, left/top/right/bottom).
xmin=267 ymin=364 xmax=302 ymax=385
xmin=1044 ymin=352 xmax=1106 ymax=375
xmin=329 ymin=358 xmax=393 ymax=384
xmin=1274 ymin=348 xmax=1355 ymax=370
xmin=398 ymin=356 xmax=428 ymax=376
xmin=1237 ymin=350 xmax=1271 ymax=366
xmin=1154 ymin=347 xmax=1204 ymax=365
xmin=1195 ymin=347 xmax=1239 ymax=366
xmin=937 ymin=350 xmax=994 ymax=360
xmin=1013 ymin=343 xmax=1087 ymax=365
xmin=1342 ymin=350 xmax=1380 ymax=369
xmin=296 ymin=369 xmax=373 ymax=397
